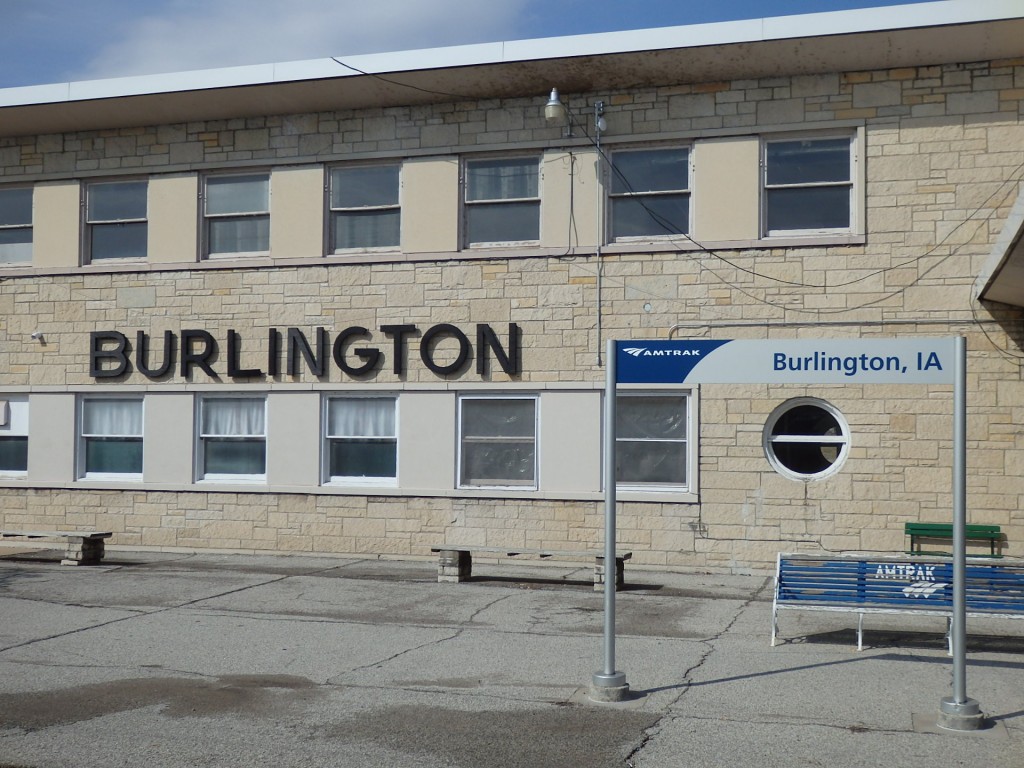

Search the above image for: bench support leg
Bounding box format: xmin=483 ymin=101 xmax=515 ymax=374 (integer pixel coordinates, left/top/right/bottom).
xmin=61 ymin=537 xmax=105 ymax=566
xmin=857 ymin=612 xmax=864 ymax=651
xmin=593 ymin=556 xmax=625 ymax=592
xmin=437 ymin=550 xmax=472 ymax=583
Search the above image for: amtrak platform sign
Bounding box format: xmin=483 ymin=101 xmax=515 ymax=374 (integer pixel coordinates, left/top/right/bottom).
xmin=615 ymin=338 xmax=957 ymax=385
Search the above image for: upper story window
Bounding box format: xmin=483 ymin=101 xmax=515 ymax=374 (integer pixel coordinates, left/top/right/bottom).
xmin=464 ymin=157 xmax=539 ymax=246
xmin=204 ymin=173 xmax=270 ymax=256
xmin=615 ymin=393 xmax=689 ymax=490
xmin=0 ymin=397 xmax=29 ymax=475
xmin=0 ymin=187 xmax=32 ymax=265
xmin=764 ymin=136 xmax=853 ymax=236
xmin=458 ymin=395 xmax=538 ymax=489
xmin=80 ymin=397 xmax=143 ymax=478
xmin=324 ymin=396 xmax=397 ymax=484
xmin=85 ymin=180 xmax=148 ymax=261
xmin=609 ymin=148 xmax=691 ymax=240
xmin=329 ymin=164 xmax=401 ymax=251
xmin=198 ymin=396 xmax=266 ymax=481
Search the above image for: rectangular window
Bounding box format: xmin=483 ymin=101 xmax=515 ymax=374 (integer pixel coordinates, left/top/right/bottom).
xmin=459 ymin=396 xmax=537 ymax=488
xmin=204 ymin=174 xmax=270 ymax=256
xmin=329 ymin=164 xmax=400 ymax=251
xmin=609 ymin=148 xmax=690 ymax=240
xmin=764 ymin=137 xmax=853 ymax=235
xmin=199 ymin=397 xmax=266 ymax=480
xmin=86 ymin=180 xmax=148 ymax=261
xmin=325 ymin=397 xmax=397 ymax=483
xmin=0 ymin=397 xmax=29 ymax=475
xmin=80 ymin=398 xmax=143 ymax=477
xmin=615 ymin=394 xmax=688 ymax=488
xmin=0 ymin=187 xmax=33 ymax=265
xmin=464 ymin=157 xmax=539 ymax=246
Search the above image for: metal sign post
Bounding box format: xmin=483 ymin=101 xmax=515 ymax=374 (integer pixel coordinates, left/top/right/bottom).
xmin=598 ymin=336 xmax=979 ymax=728
xmin=938 ymin=335 xmax=983 ymax=729
xmin=590 ymin=339 xmax=629 ymax=702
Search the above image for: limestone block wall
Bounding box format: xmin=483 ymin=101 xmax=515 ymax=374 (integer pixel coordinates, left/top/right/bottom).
xmin=1 ymin=58 xmax=1024 ymax=573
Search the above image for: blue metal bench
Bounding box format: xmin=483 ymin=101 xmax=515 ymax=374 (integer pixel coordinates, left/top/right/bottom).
xmin=772 ymin=552 xmax=1024 ymax=651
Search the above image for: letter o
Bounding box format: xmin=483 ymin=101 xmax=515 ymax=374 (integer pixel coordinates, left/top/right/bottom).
xmin=420 ymin=324 xmax=471 ymax=376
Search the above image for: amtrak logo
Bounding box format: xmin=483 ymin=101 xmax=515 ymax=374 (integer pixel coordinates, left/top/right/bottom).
xmin=902 ymin=581 xmax=948 ymax=599
xmin=622 ymin=347 xmax=701 ymax=358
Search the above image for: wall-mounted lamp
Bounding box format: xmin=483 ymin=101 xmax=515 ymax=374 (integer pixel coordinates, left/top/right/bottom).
xmin=544 ymin=88 xmax=568 ymax=124
xmin=546 ymin=88 xmax=608 ymax=140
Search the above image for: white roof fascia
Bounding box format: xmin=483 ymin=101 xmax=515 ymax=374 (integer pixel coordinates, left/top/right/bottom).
xmin=976 ymin=183 xmax=1024 ymax=308
xmin=1 ymin=0 xmax=1022 ymax=109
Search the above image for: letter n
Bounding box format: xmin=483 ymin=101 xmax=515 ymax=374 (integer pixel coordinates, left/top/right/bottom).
xmin=476 ymin=323 xmax=521 ymax=376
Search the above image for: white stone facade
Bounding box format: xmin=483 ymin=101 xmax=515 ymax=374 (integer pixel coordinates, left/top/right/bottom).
xmin=1 ymin=31 xmax=1023 ymax=573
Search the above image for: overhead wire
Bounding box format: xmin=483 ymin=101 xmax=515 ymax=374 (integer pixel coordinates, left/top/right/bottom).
xmin=329 ymin=57 xmax=1024 ymax=354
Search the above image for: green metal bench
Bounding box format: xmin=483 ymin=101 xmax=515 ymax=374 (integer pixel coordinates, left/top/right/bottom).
xmin=905 ymin=522 xmax=1002 ymax=557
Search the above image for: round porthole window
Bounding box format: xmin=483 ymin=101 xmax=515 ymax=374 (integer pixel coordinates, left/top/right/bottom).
xmin=763 ymin=398 xmax=850 ymax=480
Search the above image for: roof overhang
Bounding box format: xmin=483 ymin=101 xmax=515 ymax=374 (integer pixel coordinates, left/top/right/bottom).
xmin=1 ymin=1 xmax=1024 ymax=138
xmin=978 ymin=186 xmax=1024 ymax=309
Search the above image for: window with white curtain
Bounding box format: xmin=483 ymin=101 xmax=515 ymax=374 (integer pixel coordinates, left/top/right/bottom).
xmin=458 ymin=396 xmax=537 ymax=488
xmin=615 ymin=393 xmax=689 ymax=489
xmin=0 ymin=187 xmax=33 ymax=265
xmin=329 ymin=164 xmax=401 ymax=251
xmin=464 ymin=156 xmax=540 ymax=246
xmin=204 ymin=173 xmax=270 ymax=256
xmin=199 ymin=396 xmax=266 ymax=480
xmin=0 ymin=397 xmax=29 ymax=474
xmin=324 ymin=397 xmax=397 ymax=483
xmin=80 ymin=398 xmax=143 ymax=477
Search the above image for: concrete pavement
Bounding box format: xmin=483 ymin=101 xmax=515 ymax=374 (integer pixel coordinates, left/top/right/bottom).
xmin=0 ymin=548 xmax=1021 ymax=767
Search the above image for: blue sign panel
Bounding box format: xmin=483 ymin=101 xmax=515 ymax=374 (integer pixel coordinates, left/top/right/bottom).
xmin=616 ymin=338 xmax=957 ymax=385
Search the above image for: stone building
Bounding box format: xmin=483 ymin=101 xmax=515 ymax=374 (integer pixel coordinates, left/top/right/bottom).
xmin=1 ymin=2 xmax=1023 ymax=573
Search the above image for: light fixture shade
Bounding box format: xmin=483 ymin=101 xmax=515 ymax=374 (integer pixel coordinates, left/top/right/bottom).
xmin=545 ymin=88 xmax=567 ymax=123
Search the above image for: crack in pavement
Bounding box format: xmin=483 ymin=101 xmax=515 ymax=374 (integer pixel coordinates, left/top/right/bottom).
xmin=327 ymin=592 xmax=516 ymax=683
xmin=0 ymin=567 xmax=349 ymax=655
xmin=624 ymin=575 xmax=773 ymax=766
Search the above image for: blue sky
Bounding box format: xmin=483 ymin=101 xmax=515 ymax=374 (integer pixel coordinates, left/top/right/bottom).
xmin=0 ymin=0 xmax=949 ymax=89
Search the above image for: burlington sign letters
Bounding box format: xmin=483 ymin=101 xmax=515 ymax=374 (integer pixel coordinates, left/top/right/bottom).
xmin=89 ymin=323 xmax=521 ymax=380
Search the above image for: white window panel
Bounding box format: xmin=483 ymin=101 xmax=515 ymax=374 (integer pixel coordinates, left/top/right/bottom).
xmin=324 ymin=396 xmax=398 ymax=483
xmin=609 ymin=147 xmax=691 ymax=240
xmin=615 ymin=393 xmax=689 ymax=489
xmin=0 ymin=187 xmax=33 ymax=264
xmin=204 ymin=174 xmax=270 ymax=255
xmin=459 ymin=396 xmax=537 ymax=488
xmin=329 ymin=164 xmax=401 ymax=251
xmin=764 ymin=136 xmax=853 ymax=236
xmin=80 ymin=397 xmax=143 ymax=477
xmin=86 ymin=180 xmax=148 ymax=261
xmin=199 ymin=396 xmax=267 ymax=480
xmin=0 ymin=397 xmax=28 ymax=474
xmin=464 ymin=157 xmax=540 ymax=246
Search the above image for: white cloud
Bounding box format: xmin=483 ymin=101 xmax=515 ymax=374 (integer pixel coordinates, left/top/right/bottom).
xmin=83 ymin=0 xmax=533 ymax=80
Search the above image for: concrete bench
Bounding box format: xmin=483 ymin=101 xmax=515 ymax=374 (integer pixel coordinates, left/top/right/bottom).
xmin=430 ymin=546 xmax=632 ymax=591
xmin=0 ymin=530 xmax=113 ymax=566
xmin=772 ymin=552 xmax=1024 ymax=651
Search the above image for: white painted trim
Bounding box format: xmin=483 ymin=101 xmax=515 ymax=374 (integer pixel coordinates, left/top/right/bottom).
xmin=2 ymin=2 xmax=1022 ymax=108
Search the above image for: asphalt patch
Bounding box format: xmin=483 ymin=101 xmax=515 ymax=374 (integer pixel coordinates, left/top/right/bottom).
xmin=326 ymin=703 xmax=659 ymax=768
xmin=0 ymin=675 xmax=321 ymax=731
